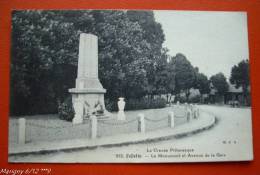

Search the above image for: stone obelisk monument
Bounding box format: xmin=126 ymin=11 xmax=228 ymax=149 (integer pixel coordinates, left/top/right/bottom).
xmin=69 ymin=33 xmax=107 ymax=124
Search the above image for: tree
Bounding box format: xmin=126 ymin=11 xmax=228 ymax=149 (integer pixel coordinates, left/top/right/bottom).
xmin=11 ymin=11 xmax=80 ymax=115
xmin=172 ymin=53 xmax=196 ymax=98
xmin=126 ymin=10 xmax=165 ymax=60
xmin=230 ymin=59 xmax=250 ymax=105
xmin=91 ymin=10 xmax=151 ymax=100
xmin=195 ymin=73 xmax=210 ymax=94
xmin=210 ymin=73 xmax=229 ymax=95
xmin=126 ymin=11 xmax=167 ymax=97
xmin=165 ymin=52 xmax=176 ymax=95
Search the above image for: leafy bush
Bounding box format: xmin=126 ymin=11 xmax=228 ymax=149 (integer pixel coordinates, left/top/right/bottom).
xmin=125 ymin=97 xmax=167 ymax=111
xmin=188 ymin=88 xmax=201 ymax=103
xmin=188 ymin=95 xmax=201 ymax=103
xmin=201 ymin=96 xmax=209 ymax=104
xmin=58 ymin=96 xmax=75 ymax=121
xmin=105 ymin=98 xmax=118 ymax=112
xmin=175 ymin=95 xmax=187 ymax=103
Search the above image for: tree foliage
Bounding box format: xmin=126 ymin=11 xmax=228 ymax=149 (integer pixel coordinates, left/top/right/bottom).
xmin=210 ymin=73 xmax=229 ymax=95
xmin=230 ymin=59 xmax=250 ymax=94
xmin=230 ymin=59 xmax=250 ymax=105
xmin=11 ymin=11 xmax=79 ymax=114
xmin=195 ymin=72 xmax=210 ymax=94
xmin=172 ymin=53 xmax=196 ymax=95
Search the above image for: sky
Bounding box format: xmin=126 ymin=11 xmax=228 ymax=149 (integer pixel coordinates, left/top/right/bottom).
xmin=153 ymin=10 xmax=249 ymax=79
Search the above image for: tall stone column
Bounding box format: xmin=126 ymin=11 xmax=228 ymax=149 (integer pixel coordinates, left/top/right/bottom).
xmin=69 ymin=33 xmax=108 ymax=124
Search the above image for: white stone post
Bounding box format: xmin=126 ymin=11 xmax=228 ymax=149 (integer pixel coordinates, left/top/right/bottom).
xmin=90 ymin=115 xmax=97 ymax=139
xmin=138 ymin=113 xmax=145 ymax=133
xmin=18 ymin=118 xmax=26 ymax=144
xmin=191 ymin=105 xmax=195 ymax=119
xmin=168 ymin=111 xmax=175 ymax=128
xmin=196 ymin=108 xmax=200 ymax=118
xmin=193 ymin=106 xmax=197 ymax=119
xmin=187 ymin=109 xmax=191 ymax=122
xmin=184 ymin=102 xmax=188 ymax=113
xmin=193 ymin=109 xmax=197 ymax=119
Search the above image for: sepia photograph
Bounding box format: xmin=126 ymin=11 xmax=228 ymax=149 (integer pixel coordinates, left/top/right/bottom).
xmin=8 ymin=10 xmax=252 ymax=163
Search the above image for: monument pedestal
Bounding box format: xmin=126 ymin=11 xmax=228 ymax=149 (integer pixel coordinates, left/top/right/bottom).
xmin=69 ymin=88 xmax=109 ymax=119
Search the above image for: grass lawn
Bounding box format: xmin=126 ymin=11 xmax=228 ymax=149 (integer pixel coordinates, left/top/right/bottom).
xmin=9 ymin=106 xmax=188 ymax=145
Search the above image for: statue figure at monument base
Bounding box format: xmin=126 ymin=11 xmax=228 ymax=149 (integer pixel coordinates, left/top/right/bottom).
xmin=72 ymin=100 xmax=84 ymax=124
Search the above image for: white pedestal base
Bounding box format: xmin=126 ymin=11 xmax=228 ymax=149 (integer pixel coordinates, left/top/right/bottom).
xmin=72 ymin=115 xmax=83 ymax=124
xmin=117 ymin=111 xmax=126 ymax=120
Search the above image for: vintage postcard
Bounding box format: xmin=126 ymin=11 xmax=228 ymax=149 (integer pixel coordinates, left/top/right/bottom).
xmin=9 ymin=10 xmax=253 ymax=163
